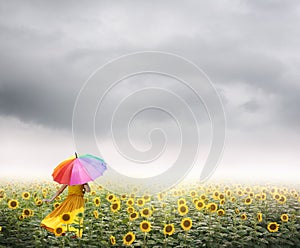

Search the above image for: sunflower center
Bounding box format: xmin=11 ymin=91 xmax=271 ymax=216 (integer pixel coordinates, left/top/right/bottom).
xmin=56 ymin=228 xmax=63 ymax=234
xmin=270 ymin=224 xmax=276 ymax=230
xmin=125 ymin=235 xmax=133 ymax=242
xmin=180 ymin=206 xmax=186 ymax=212
xmin=143 ymin=209 xmax=149 ymax=215
xmin=62 ymin=214 xmax=70 ymax=221
xmin=112 ymin=204 xmax=118 ymax=209
xmin=166 ymin=226 xmax=172 ymax=232
xmin=142 ymin=223 xmax=149 ymax=229
xmin=183 ymin=220 xmax=190 ymax=227
xmin=11 ymin=201 xmax=17 ymax=207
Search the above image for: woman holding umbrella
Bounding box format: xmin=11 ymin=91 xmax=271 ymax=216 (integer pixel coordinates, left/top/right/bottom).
xmin=41 ymin=153 xmax=107 ymax=237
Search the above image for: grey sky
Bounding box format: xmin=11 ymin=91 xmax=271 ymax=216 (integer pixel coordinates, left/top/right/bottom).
xmin=0 ymin=0 xmax=299 ymax=183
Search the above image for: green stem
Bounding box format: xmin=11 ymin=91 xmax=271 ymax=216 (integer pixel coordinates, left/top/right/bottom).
xmin=143 ymin=232 xmax=147 ymax=247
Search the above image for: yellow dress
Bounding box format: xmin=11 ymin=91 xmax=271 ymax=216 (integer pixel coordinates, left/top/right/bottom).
xmin=41 ymin=185 xmax=85 ymax=237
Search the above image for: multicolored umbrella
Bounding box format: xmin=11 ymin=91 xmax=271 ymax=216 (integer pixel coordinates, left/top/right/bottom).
xmin=52 ymin=153 xmax=107 ymax=185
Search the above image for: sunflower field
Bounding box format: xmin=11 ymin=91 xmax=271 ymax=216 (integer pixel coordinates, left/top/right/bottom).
xmin=0 ymin=181 xmax=300 ymax=247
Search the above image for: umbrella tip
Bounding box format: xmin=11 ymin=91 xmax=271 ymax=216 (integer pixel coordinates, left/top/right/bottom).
xmin=75 ymin=152 xmax=78 ymax=158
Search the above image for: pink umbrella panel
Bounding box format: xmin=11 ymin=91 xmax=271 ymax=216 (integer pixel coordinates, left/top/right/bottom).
xmin=52 ymin=154 xmax=107 ymax=185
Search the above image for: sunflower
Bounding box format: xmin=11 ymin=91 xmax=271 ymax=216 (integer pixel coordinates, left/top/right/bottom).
xmin=257 ymin=213 xmax=263 ymax=222
xmin=123 ymin=232 xmax=135 ymax=246
xmin=195 ymin=200 xmax=205 ymax=210
xmin=54 ymin=227 xmax=64 ymax=236
xmin=278 ymin=195 xmax=286 ymax=204
xmin=129 ymin=212 xmax=139 ymax=221
xmin=219 ymin=199 xmax=225 ymax=205
xmin=164 ymin=224 xmax=175 ymax=236
xmin=93 ymin=197 xmax=101 ymax=206
xmin=0 ymin=190 xmax=6 ymax=200
xmin=22 ymin=192 xmax=30 ymax=200
xmin=106 ymin=193 xmax=116 ymax=202
xmin=140 ymin=220 xmax=151 ymax=233
xmin=261 ymin=193 xmax=267 ymax=201
xmin=226 ymin=190 xmax=231 ymax=196
xmin=267 ymin=222 xmax=279 ymax=232
xmin=110 ymin=235 xmax=116 ymax=245
xmin=110 ymin=202 xmax=121 ymax=213
xmin=127 ymin=206 xmax=135 ymax=213
xmin=231 ymin=197 xmax=236 ymax=202
xmin=280 ymin=214 xmax=288 ymax=222
xmin=121 ymin=194 xmax=127 ymax=201
xmin=178 ymin=204 xmax=189 ymax=216
xmin=200 ymin=194 xmax=207 ymax=201
xmin=177 ymin=198 xmax=186 ymax=205
xmin=241 ymin=213 xmax=247 ymax=220
xmin=213 ymin=191 xmax=219 ymax=200
xmin=181 ymin=217 xmax=192 ymax=231
xmin=190 ymin=190 xmax=197 ymax=198
xmin=273 ymin=194 xmax=281 ymax=201
xmin=137 ymin=198 xmax=145 ymax=207
xmin=22 ymin=208 xmax=31 ymax=217
xmin=126 ymin=198 xmax=134 ymax=206
xmin=18 ymin=215 xmax=24 ymax=221
xmin=244 ymin=197 xmax=252 ymax=205
xmin=60 ymin=213 xmax=73 ymax=224
xmin=217 ymin=209 xmax=225 ymax=216
xmin=42 ymin=188 xmax=48 ymax=195
xmin=93 ymin=210 xmax=99 ymax=219
xmin=237 ymin=190 xmax=244 ymax=196
xmin=207 ymin=203 xmax=217 ymax=213
xmin=255 ymin=194 xmax=261 ymax=200
xmin=0 ymin=226 xmax=2 ymax=232
xmin=157 ymin=193 xmax=164 ymax=201
xmin=140 ymin=208 xmax=152 ymax=218
xmin=35 ymin=199 xmax=43 ymax=206
xmin=143 ymin=195 xmax=151 ymax=202
xmin=54 ymin=202 xmax=60 ymax=209
xmin=218 ymin=193 xmax=225 ymax=200
xmin=8 ymin=199 xmax=19 ymax=209
xmin=90 ymin=190 xmax=96 ymax=196
xmin=245 ymin=187 xmax=251 ymax=193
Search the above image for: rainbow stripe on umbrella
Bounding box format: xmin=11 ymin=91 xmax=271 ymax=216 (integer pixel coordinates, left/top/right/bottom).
xmin=52 ymin=153 xmax=107 ymax=185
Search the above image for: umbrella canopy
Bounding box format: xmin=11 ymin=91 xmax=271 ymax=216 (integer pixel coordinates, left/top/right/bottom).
xmin=52 ymin=153 xmax=107 ymax=185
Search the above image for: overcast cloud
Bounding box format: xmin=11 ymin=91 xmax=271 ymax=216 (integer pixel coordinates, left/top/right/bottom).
xmin=0 ymin=0 xmax=299 ymax=183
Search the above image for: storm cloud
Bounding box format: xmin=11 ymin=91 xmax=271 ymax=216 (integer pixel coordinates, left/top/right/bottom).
xmin=0 ymin=0 xmax=299 ymax=182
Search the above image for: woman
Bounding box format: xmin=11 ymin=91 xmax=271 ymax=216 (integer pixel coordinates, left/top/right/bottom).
xmin=41 ymin=183 xmax=90 ymax=237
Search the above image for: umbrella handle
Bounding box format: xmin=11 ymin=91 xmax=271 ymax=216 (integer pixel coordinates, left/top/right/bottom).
xmin=75 ymin=152 xmax=78 ymax=158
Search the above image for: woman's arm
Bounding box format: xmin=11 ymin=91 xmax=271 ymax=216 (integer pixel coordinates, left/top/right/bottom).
xmin=43 ymin=184 xmax=67 ymax=203
xmin=83 ymin=183 xmax=91 ymax=193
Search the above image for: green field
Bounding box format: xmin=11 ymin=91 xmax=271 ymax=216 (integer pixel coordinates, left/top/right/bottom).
xmin=0 ymin=181 xmax=300 ymax=247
